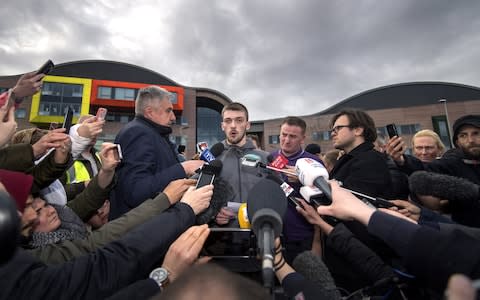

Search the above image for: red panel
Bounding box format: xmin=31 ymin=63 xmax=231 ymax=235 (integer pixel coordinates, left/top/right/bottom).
xmin=90 ymin=79 xmax=184 ymax=110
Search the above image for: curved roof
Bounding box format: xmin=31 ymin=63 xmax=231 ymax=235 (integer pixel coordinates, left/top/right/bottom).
xmin=314 ymin=81 xmax=480 ymax=116
xmin=47 ymin=60 xmax=232 ymax=105
xmin=50 ymin=60 xmax=181 ymax=86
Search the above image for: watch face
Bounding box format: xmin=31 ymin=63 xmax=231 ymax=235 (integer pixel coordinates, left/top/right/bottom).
xmin=150 ymin=268 xmax=168 ymax=284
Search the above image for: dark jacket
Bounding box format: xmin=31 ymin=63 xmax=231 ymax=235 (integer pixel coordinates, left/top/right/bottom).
xmin=326 ymin=142 xmax=396 ymax=290
xmin=110 ymin=116 xmax=186 ymax=219
xmin=368 ymin=211 xmax=480 ymax=292
xmin=399 ymin=151 xmax=480 ymax=185
xmin=0 ymin=144 xmax=71 ymax=193
xmin=28 ymin=192 xmax=171 ymax=264
xmin=0 ymin=202 xmax=195 ymax=300
xmin=217 ymin=138 xmax=270 ymax=204
xmin=330 ymin=142 xmax=392 ymax=198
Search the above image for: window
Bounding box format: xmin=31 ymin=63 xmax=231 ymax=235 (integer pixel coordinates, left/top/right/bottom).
xmin=196 ymin=107 xmax=223 ymax=148
xmin=114 ymin=88 xmax=135 ymax=100
xmin=98 ymin=87 xmax=112 ymax=99
xmin=312 ymin=131 xmax=330 ymax=141
xmin=39 ymin=82 xmax=83 ymax=116
xmin=170 ymin=92 xmax=178 ymax=104
xmin=269 ymin=135 xmax=280 ymax=144
xmin=399 ymin=124 xmax=421 ymax=135
xmin=120 ymin=115 xmax=130 ymax=123
xmin=15 ymin=108 xmax=27 ymax=119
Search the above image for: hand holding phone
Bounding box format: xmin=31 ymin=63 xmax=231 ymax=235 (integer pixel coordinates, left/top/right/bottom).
xmin=96 ymin=107 xmax=108 ymax=121
xmin=62 ymin=106 xmax=74 ymax=134
xmin=113 ymin=144 xmax=123 ymax=161
xmin=36 ymin=60 xmax=55 ymax=76
xmin=386 ymin=123 xmax=399 ymax=138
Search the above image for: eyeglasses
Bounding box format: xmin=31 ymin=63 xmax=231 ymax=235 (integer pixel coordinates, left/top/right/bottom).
xmin=330 ymin=125 xmax=351 ymax=135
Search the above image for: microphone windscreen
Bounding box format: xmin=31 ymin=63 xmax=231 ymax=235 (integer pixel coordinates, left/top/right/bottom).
xmin=266 ymin=154 xmax=274 ymax=164
xmin=0 ymin=191 xmax=20 ymax=264
xmin=292 ymin=251 xmax=341 ymax=300
xmin=201 ymin=159 xmax=223 ymax=175
xmin=246 ymin=178 xmax=287 ymax=221
xmin=409 ymin=171 xmax=479 ymax=203
xmin=196 ymin=177 xmax=234 ymax=224
xmin=209 ymin=143 xmax=225 ymax=158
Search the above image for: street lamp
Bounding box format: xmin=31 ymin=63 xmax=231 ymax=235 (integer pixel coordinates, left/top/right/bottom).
xmin=438 ymin=99 xmax=453 ymax=148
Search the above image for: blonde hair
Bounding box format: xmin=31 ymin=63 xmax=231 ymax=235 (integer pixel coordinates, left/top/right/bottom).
xmin=412 ymin=129 xmax=446 ymax=153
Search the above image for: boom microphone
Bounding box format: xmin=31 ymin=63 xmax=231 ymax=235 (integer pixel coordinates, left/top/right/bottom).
xmin=292 ymin=251 xmax=341 ymax=300
xmin=196 ymin=177 xmax=234 ymax=224
xmin=247 ymin=178 xmax=287 ymax=288
xmin=409 ymin=171 xmax=480 ymax=204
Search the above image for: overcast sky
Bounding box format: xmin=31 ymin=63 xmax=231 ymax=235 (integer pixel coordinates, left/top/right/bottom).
xmin=1 ymin=0 xmax=480 ymax=120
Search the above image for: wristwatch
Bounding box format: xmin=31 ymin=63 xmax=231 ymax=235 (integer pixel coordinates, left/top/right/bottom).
xmin=149 ymin=267 xmax=170 ymax=289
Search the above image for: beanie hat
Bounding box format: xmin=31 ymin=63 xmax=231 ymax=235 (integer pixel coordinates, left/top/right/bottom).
xmin=305 ymin=143 xmax=322 ymax=155
xmin=452 ymin=115 xmax=480 ymax=146
xmin=0 ymin=169 xmax=34 ymax=212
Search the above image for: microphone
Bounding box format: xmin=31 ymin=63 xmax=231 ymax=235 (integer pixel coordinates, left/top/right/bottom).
xmin=292 ymin=251 xmax=341 ymax=300
xmin=196 ymin=176 xmax=234 ymax=225
xmin=295 ymin=158 xmax=332 ymax=201
xmin=265 ymin=173 xmax=294 ymax=197
xmin=409 ymin=171 xmax=479 ymax=204
xmin=199 ymin=142 xmax=225 ymax=162
xmin=0 ymin=191 xmax=20 ymax=264
xmin=247 ymin=178 xmax=287 ymax=288
xmin=210 ymin=142 xmax=225 ymax=157
xmin=196 ymin=159 xmax=223 ymax=189
xmin=270 ymin=153 xmax=288 ymax=169
xmin=237 ymin=203 xmax=251 ymax=229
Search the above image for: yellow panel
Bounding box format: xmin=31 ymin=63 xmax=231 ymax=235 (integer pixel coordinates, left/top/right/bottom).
xmin=30 ymin=75 xmax=92 ymax=124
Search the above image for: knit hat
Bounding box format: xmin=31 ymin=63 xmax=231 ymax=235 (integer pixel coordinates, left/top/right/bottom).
xmin=0 ymin=169 xmax=34 ymax=212
xmin=305 ymin=143 xmax=322 ymax=155
xmin=452 ymin=115 xmax=480 ymax=146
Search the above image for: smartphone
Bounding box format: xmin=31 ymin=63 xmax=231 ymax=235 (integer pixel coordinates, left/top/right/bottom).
xmin=49 ymin=122 xmax=59 ymax=130
xmin=96 ymin=107 xmax=108 ymax=121
xmin=36 ymin=59 xmax=55 ymax=76
xmin=386 ymin=123 xmax=399 ymax=138
xmin=113 ymin=144 xmax=123 ymax=160
xmin=201 ymin=228 xmax=257 ymax=259
xmin=195 ymin=164 xmax=217 ymax=188
xmin=62 ymin=106 xmax=74 ymax=133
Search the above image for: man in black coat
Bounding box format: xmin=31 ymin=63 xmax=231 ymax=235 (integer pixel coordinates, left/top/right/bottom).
xmin=329 ymin=109 xmax=392 ymax=198
xmin=110 ymin=86 xmax=204 ymax=219
xmin=325 ymin=109 xmax=394 ymax=291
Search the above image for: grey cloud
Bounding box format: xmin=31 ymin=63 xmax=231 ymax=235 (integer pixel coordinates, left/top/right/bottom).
xmin=1 ymin=0 xmax=480 ymax=120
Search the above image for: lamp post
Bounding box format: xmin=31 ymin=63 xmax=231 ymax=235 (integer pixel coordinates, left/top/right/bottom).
xmin=438 ymin=99 xmax=453 ymax=148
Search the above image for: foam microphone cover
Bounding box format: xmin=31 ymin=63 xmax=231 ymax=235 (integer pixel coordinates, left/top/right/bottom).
xmin=0 ymin=191 xmax=20 ymax=264
xmin=209 ymin=142 xmax=225 ymax=157
xmin=409 ymin=171 xmax=479 ymax=203
xmin=292 ymin=251 xmax=341 ymax=300
xmin=247 ymin=178 xmax=287 ymax=218
xmin=196 ymin=177 xmax=235 ymax=224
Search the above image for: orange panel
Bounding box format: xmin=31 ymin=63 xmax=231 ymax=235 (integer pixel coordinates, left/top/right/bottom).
xmin=90 ymin=79 xmax=184 ymax=110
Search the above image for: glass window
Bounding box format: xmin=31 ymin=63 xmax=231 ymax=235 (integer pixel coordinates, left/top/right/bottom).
xmin=15 ymin=108 xmax=27 ymax=119
xmin=120 ymin=115 xmax=129 ymax=123
xmin=114 ymin=88 xmax=135 ymax=100
xmin=269 ymin=135 xmax=280 ymax=144
xmin=170 ymin=92 xmax=178 ymax=104
xmin=38 ymin=82 xmax=83 ymax=116
xmin=196 ymin=107 xmax=223 ymax=148
xmin=98 ymin=87 xmax=112 ymax=99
